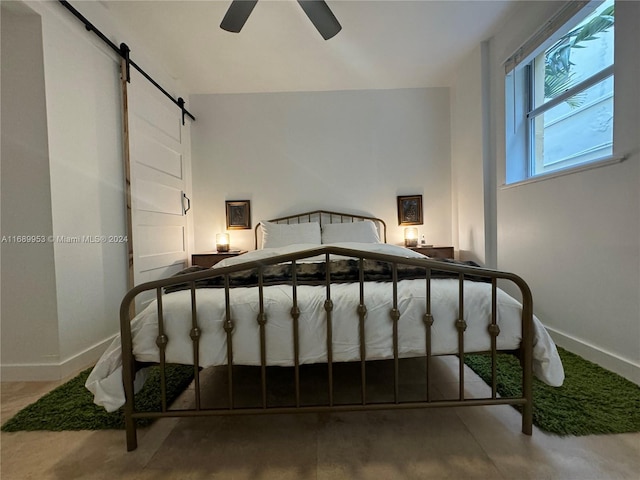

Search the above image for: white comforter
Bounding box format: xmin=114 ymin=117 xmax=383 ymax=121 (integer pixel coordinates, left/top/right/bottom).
xmin=87 ymin=243 xmax=564 ymax=412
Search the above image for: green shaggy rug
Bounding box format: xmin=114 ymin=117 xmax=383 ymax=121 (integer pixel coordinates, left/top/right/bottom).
xmin=1 ymin=364 xmax=194 ymax=431
xmin=465 ymin=347 xmax=640 ymax=436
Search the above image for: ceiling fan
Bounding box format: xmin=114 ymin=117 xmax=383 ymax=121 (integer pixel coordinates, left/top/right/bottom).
xmin=220 ymin=0 xmax=342 ymax=40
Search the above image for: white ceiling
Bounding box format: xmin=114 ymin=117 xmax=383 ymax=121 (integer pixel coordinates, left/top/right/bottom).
xmin=102 ymin=0 xmax=520 ymax=94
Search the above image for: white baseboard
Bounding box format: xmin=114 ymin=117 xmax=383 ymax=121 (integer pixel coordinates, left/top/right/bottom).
xmin=0 ymin=335 xmax=116 ymax=382
xmin=546 ymin=326 xmax=640 ymax=385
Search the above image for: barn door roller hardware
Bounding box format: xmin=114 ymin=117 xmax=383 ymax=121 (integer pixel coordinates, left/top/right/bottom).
xmin=58 ymin=1 xmax=195 ymax=125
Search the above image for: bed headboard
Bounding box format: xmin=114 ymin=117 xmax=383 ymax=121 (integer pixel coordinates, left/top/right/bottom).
xmin=254 ymin=210 xmax=387 ymax=249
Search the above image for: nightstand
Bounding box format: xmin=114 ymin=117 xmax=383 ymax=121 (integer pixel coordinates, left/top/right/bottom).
xmin=191 ymin=250 xmax=247 ymax=268
xmin=408 ymin=246 xmax=454 ymax=259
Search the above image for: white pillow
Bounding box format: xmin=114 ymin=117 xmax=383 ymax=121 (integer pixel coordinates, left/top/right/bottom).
xmin=321 ymin=220 xmax=381 ymax=244
xmin=260 ymin=221 xmax=321 ymax=249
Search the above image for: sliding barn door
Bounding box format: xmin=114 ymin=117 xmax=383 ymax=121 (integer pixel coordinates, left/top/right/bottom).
xmin=124 ymin=67 xmax=192 ymax=310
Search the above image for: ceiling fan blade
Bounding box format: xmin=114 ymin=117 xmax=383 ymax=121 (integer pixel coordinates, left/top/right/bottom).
xmin=297 ymin=0 xmax=342 ymax=40
xmin=220 ymin=0 xmax=258 ymax=33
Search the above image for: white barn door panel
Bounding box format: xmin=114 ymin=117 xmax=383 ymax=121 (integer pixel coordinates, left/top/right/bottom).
xmin=126 ymin=68 xmax=191 ymax=309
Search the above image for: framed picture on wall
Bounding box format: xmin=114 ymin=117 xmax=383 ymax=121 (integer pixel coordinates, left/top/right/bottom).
xmin=397 ymin=195 xmax=423 ymax=225
xmin=226 ymin=200 xmax=251 ymax=230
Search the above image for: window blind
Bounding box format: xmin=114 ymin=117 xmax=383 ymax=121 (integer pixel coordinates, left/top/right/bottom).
xmin=503 ymin=0 xmax=593 ymax=73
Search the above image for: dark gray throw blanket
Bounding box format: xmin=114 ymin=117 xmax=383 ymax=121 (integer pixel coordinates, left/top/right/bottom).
xmin=165 ymin=258 xmax=487 ymax=294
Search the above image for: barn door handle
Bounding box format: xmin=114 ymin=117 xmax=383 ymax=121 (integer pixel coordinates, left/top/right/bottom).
xmin=182 ymin=192 xmax=191 ymax=215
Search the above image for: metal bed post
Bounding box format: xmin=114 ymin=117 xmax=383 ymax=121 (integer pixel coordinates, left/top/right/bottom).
xmin=423 ymin=267 xmax=434 ymax=402
xmin=119 ymin=290 xmax=138 ymax=451
xmin=390 ymin=263 xmax=401 ymax=404
xmin=223 ymin=275 xmax=235 ymax=409
xmin=488 ymin=279 xmax=500 ymax=399
xmin=357 ymin=258 xmax=368 ymax=405
xmin=189 ymin=283 xmax=202 ymax=410
xmin=520 ymin=283 xmax=534 ymax=435
xmin=257 ymin=267 xmax=268 ymax=408
xmin=324 ymin=253 xmax=334 ymax=406
xmin=456 ymin=274 xmax=467 ymax=400
xmin=290 ymin=261 xmax=302 ymax=407
xmin=155 ymin=288 xmax=168 ymax=412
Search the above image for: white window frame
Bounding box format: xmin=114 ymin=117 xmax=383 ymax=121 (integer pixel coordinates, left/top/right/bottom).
xmin=504 ymin=0 xmax=623 ymax=187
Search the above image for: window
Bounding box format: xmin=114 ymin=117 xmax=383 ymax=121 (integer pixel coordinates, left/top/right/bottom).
xmin=505 ymin=0 xmax=615 ymax=184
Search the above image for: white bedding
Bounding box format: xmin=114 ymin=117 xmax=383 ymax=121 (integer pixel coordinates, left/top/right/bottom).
xmin=86 ymin=243 xmax=564 ymax=412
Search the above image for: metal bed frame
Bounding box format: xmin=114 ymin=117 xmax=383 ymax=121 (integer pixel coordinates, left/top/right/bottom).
xmin=119 ymin=210 xmax=533 ymax=451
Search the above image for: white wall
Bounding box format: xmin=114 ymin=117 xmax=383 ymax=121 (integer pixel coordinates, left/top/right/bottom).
xmin=450 ymin=43 xmax=490 ymax=265
xmin=1 ymin=0 xmax=188 ymax=380
xmin=190 ymin=88 xmax=452 ymax=252
xmin=486 ymin=1 xmax=639 ymax=382
xmin=1 ymin=7 xmax=61 ymax=370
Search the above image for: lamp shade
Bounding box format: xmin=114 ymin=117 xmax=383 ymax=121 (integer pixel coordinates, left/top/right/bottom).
xmin=404 ymin=227 xmax=418 ymax=247
xmin=216 ymin=233 xmax=230 ymax=252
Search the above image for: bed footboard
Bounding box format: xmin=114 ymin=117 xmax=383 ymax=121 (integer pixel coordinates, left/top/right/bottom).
xmin=119 ymin=246 xmax=533 ymax=452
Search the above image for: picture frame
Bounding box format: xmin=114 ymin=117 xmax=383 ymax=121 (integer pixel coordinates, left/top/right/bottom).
xmin=397 ymin=195 xmax=423 ymax=226
xmin=225 ymin=200 xmax=251 ymax=230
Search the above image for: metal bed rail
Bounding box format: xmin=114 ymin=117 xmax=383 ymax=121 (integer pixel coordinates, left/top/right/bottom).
xmin=119 ymin=246 xmax=533 ymax=451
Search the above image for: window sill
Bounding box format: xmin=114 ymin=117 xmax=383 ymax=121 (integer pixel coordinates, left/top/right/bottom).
xmin=501 ymin=155 xmax=626 ymax=190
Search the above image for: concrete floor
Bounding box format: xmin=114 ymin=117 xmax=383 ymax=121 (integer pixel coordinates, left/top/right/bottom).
xmin=2 ymin=356 xmax=639 ymax=480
